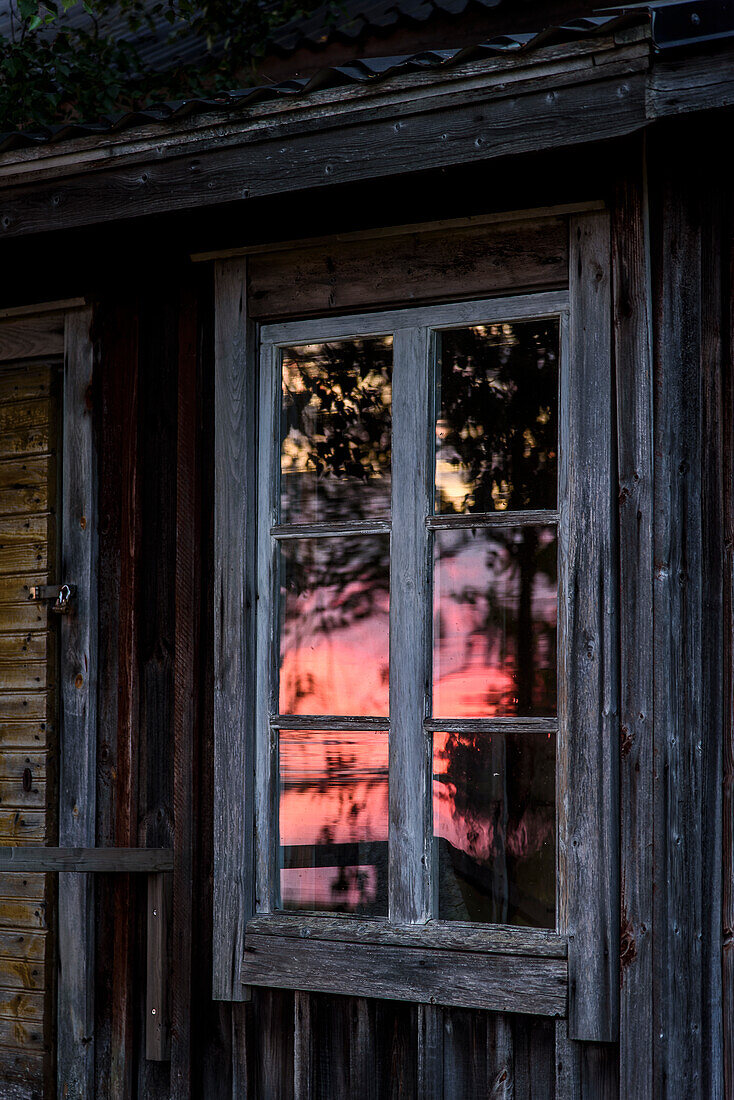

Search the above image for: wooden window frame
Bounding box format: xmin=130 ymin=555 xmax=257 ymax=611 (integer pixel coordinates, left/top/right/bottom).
xmin=213 ymin=211 xmax=618 ymax=1040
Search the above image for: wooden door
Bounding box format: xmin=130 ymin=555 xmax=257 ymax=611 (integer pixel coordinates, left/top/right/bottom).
xmin=0 ymin=307 xmax=65 ymax=1098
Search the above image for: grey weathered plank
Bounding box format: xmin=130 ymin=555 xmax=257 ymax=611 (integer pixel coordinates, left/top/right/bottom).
xmin=0 ymin=50 xmax=649 ymax=240
xmin=560 ymin=213 xmax=619 ymax=1041
xmin=194 ymin=202 xmax=605 ymax=263
xmin=389 ymin=327 xmax=432 ymax=925
xmin=0 ymin=847 xmax=173 ymax=872
xmin=57 ymin=305 xmax=97 ymax=1100
xmin=651 ymin=141 xmax=725 ymax=1100
xmin=417 ymin=1004 xmax=444 ymax=1100
xmin=246 ymin=914 xmax=566 ymax=957
xmin=241 ymin=934 xmax=567 ymax=1015
xmin=724 ymin=174 xmax=734 ymax=1100
xmin=146 ymin=871 xmax=172 ymax=1060
xmin=271 ymin=520 xmax=390 ymax=539
xmin=293 ymin=990 xmax=312 ymax=1100
xmin=427 ymin=509 xmax=559 ymax=530
xmin=247 ymin=217 xmax=568 ymax=319
xmin=273 ymin=716 xmax=389 ymax=731
xmin=213 ymin=258 xmax=255 ymax=1001
xmin=699 ymin=163 xmax=725 ymax=1100
xmin=424 ymin=717 xmax=557 ymax=735
xmin=554 ymin=1019 xmax=581 ymax=1100
xmin=260 ymin=291 xmax=569 ymax=347
xmin=170 ymin=278 xmax=200 ymax=1093
xmin=254 ymin=341 xmax=279 ymax=916
xmin=613 ymin=160 xmax=654 ymax=1098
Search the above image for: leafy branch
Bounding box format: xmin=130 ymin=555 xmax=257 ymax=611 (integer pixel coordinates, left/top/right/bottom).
xmin=0 ymin=0 xmax=331 ymax=132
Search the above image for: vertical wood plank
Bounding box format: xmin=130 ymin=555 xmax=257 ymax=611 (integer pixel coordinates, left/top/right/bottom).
xmin=146 ymin=871 xmax=172 ymax=1060
xmin=213 ymin=258 xmax=255 ymax=1000
xmin=417 ymin=1004 xmax=444 ymax=1100
xmin=650 ymin=147 xmax=726 ymax=1100
xmin=554 ymin=1019 xmax=581 ymax=1100
xmin=95 ymin=298 xmax=140 ymax=1100
xmin=561 ymin=213 xmax=619 ymax=1042
xmin=136 ymin=288 xmax=178 ymax=1100
xmin=293 ymin=990 xmax=312 ymax=1100
xmin=723 ymin=181 xmax=734 ymax=1100
xmin=348 ymin=998 xmax=376 ymax=1100
xmin=171 ymin=280 xmax=200 ymax=1093
xmin=613 ymin=152 xmax=654 ymax=1099
xmin=389 ymin=326 xmax=432 ymax=925
xmin=699 ymin=174 xmax=725 ymax=1100
xmin=58 ymin=305 xmax=97 ymax=1099
xmin=255 ymin=342 xmax=278 ymax=916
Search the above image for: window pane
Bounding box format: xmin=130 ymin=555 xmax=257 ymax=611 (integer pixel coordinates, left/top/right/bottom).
xmin=432 ymin=526 xmax=557 ymax=718
xmin=433 ymin=729 xmax=555 ymax=926
xmin=435 ymin=320 xmax=558 ymax=514
xmin=280 ymin=337 xmax=393 ymax=524
xmin=279 ymin=729 xmax=388 ymax=915
xmin=279 ymin=535 xmax=390 ymax=716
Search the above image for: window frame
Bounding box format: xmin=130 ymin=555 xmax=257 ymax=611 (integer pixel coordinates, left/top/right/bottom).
xmin=213 ymin=210 xmax=618 ymax=1037
xmin=255 ymin=290 xmax=568 ymax=929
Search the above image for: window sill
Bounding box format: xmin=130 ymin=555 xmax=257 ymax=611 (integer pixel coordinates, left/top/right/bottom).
xmin=241 ymin=915 xmax=567 ymax=1016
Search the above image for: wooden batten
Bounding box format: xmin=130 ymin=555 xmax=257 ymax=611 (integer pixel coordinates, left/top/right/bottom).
xmin=561 ymin=211 xmax=619 ymax=1042
xmin=613 ymin=156 xmax=654 ymax=1097
xmin=57 ymin=306 xmax=97 ymax=1099
xmin=213 ymin=257 xmax=256 ymax=1001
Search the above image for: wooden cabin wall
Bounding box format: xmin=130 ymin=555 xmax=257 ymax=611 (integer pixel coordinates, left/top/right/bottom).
xmin=54 ymin=128 xmax=729 ymax=1100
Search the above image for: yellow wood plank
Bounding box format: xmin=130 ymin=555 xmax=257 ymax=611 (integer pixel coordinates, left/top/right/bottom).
xmin=0 ymin=873 xmax=45 ymax=901
xmin=0 ymin=636 xmax=48 ymax=663
xmin=0 ymin=754 xmax=46 ymax=782
xmin=0 ymin=575 xmax=48 ymax=605
xmin=0 ymin=812 xmax=46 ymax=843
xmin=0 ymin=455 xmax=52 ymax=490
xmin=0 ymin=398 xmax=54 ymax=436
xmin=0 ymin=695 xmax=53 ymax=723
xmin=0 ymin=780 xmax=46 ymax=811
xmin=0 ymin=488 xmax=48 ymax=519
xmin=0 ymin=990 xmax=44 ymax=1023
xmin=0 ymin=367 xmax=53 ymax=403
xmin=0 ymin=422 xmax=54 ymax=461
xmin=0 ymin=726 xmax=52 ymax=752
xmin=0 ymin=898 xmax=46 ymax=931
xmin=0 ymin=1015 xmax=44 ymax=1050
xmin=0 ymin=661 xmax=48 ymax=692
xmin=0 ymin=552 xmax=51 ymax=579
xmin=0 ymin=931 xmax=46 ymax=964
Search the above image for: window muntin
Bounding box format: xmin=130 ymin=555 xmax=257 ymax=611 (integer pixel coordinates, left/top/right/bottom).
xmin=257 ymin=294 xmax=566 ymax=929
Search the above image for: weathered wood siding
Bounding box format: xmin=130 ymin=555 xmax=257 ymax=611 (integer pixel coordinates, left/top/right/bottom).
xmin=0 ymin=340 xmax=60 ymax=1096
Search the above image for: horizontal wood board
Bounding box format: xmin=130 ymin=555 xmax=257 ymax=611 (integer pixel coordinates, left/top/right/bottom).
xmin=241 ymin=934 xmax=567 ymax=1016
xmin=247 ymin=216 xmax=568 ymax=318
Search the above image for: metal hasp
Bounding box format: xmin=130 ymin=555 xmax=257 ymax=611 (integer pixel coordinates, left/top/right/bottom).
xmin=28 ymin=582 xmax=77 ymax=613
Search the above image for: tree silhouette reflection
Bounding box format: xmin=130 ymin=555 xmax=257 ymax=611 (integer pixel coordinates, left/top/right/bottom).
xmin=275 ymin=323 xmax=559 ymax=923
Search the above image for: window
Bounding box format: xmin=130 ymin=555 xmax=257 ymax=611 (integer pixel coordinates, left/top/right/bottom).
xmin=214 ymin=211 xmax=618 ymax=1039
xmin=255 ymin=294 xmax=565 ymax=930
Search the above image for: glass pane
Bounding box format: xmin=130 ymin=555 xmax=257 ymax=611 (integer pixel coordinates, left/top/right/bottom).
xmin=433 ymin=729 xmax=555 ymax=926
xmin=433 ymin=526 xmax=557 ymax=718
xmin=279 ymin=728 xmax=388 ymax=915
xmin=280 ymin=337 xmax=393 ymax=524
xmin=279 ymin=535 xmax=390 ymax=716
xmin=435 ymin=320 xmax=559 ymax=514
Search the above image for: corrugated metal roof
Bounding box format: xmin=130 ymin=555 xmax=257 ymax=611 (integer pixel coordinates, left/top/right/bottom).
xmin=0 ymin=12 xmax=647 ymax=156
xmin=269 ymin=0 xmax=506 ymax=53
